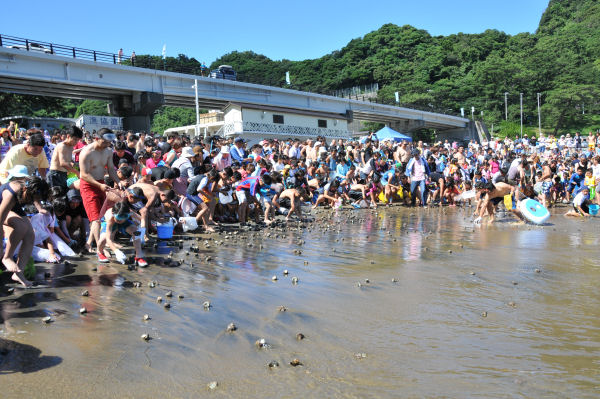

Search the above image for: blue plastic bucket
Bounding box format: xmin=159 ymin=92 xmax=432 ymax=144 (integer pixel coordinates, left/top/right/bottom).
xmin=156 ymin=222 xmax=174 ymax=239
xmin=589 ymin=204 xmax=599 ymax=216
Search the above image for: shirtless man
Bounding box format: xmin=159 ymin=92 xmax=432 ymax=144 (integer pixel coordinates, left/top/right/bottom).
xmin=474 ymin=181 xmax=523 ymax=224
xmin=79 ymin=129 xmax=120 ymax=254
xmin=130 ymin=167 xmax=160 ymax=242
xmin=47 ymin=126 xmax=82 ymax=190
xmin=274 ymin=187 xmax=305 ymax=220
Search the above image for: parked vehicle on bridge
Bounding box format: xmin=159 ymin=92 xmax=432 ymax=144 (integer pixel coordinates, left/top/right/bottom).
xmin=7 ymin=42 xmax=52 ymax=54
xmin=209 ymin=65 xmax=237 ymax=81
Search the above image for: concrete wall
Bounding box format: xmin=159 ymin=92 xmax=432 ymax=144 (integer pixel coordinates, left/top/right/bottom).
xmin=225 ymin=105 xmax=242 ymax=124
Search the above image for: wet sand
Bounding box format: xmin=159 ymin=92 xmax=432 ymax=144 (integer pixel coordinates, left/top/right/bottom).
xmin=1 ymin=207 xmax=599 ymax=398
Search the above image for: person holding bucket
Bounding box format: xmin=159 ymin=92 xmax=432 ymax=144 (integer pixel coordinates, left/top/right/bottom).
xmin=97 ymin=201 xmax=147 ymax=267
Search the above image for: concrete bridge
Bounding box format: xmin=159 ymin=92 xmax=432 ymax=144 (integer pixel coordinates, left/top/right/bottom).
xmin=0 ymin=40 xmax=472 ymax=138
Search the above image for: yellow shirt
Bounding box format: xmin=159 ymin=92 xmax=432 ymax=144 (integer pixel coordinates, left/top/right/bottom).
xmin=0 ymin=144 xmax=49 ymax=183
xmin=584 ymin=176 xmax=596 ymax=187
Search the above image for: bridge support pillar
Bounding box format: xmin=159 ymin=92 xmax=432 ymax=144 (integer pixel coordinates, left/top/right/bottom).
xmin=436 ymin=121 xmax=478 ymax=143
xmin=110 ymin=91 xmax=165 ymax=133
xmin=387 ymin=120 xmax=425 ymax=135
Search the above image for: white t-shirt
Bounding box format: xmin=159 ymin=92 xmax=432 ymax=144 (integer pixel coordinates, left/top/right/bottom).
xmin=573 ymin=191 xmax=588 ymax=207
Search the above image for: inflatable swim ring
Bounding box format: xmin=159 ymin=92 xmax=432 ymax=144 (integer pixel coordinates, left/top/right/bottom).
xmin=519 ymin=198 xmax=550 ymax=224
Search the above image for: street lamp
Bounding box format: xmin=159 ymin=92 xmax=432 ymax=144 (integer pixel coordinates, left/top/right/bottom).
xmin=520 ymin=92 xmax=523 ymax=136
xmin=191 ymin=79 xmax=200 ymax=138
xmin=537 ymin=93 xmax=542 ymax=136
xmin=504 ymin=92 xmax=509 ymax=120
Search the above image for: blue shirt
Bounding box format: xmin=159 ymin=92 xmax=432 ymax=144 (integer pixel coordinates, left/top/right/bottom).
xmin=230 ymin=145 xmax=246 ymax=162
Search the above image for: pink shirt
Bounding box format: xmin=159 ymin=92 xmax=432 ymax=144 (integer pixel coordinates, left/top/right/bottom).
xmin=146 ymin=158 xmax=161 ymax=168
xmin=412 ymin=159 xmax=426 ymax=181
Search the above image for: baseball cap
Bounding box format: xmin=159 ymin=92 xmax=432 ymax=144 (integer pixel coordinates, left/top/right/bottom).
xmin=67 ymin=189 xmax=82 ymax=202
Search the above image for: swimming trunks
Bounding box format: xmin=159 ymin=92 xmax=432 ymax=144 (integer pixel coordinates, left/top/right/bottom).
xmin=80 ymin=179 xmax=105 ymax=222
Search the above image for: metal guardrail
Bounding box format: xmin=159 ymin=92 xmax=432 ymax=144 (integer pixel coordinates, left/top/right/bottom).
xmin=0 ymin=33 xmax=463 ymax=119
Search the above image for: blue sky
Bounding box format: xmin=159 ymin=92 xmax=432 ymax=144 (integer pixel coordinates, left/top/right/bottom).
xmin=6 ymin=0 xmax=549 ymax=64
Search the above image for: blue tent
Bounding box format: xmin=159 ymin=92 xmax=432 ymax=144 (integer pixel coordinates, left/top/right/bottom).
xmin=374 ymin=126 xmax=412 ymax=142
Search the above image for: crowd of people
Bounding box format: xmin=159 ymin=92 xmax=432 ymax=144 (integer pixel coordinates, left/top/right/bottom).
xmin=0 ymin=119 xmax=599 ymax=287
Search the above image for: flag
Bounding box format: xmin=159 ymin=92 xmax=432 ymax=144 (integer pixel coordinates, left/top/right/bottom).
xmin=460 ymin=108 xmax=465 ymax=117
xmin=162 ymin=44 xmax=167 ymax=59
xmin=285 ymin=71 xmax=290 ymax=85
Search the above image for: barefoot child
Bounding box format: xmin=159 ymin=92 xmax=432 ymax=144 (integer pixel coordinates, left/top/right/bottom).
xmin=97 ymin=201 xmax=147 ymax=267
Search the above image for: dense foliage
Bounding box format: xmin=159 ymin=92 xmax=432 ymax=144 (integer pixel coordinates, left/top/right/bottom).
xmin=1 ymin=0 xmax=599 ymax=136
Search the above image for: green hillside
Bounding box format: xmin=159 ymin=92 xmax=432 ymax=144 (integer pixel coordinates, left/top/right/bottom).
xmin=1 ymin=0 xmax=599 ymax=136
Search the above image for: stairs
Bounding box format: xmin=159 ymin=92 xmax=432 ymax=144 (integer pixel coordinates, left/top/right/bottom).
xmin=475 ymin=120 xmax=491 ymax=142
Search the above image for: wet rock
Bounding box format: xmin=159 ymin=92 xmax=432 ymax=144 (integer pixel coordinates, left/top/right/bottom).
xmin=296 ymin=333 xmax=305 ymax=340
xmin=448 ymin=250 xmax=453 ymax=254
xmin=133 ymin=281 xmax=142 ymax=288
xmin=272 ymin=275 xmax=278 ymax=281
xmin=42 ymin=316 xmax=53 ymax=324
xmin=364 ymin=279 xmax=370 ymax=284
xmin=470 ymin=272 xmax=476 ymax=276
xmin=164 ymin=303 xmax=171 ymax=309
xmin=508 ymin=301 xmax=517 ymax=308
xmin=148 ymin=281 xmax=156 ymax=288
xmin=81 ymin=290 xmax=89 ymax=296
xmin=143 ymin=314 xmax=151 ymax=321
xmin=177 ymin=294 xmax=184 ymax=299
xmin=141 ymin=333 xmax=150 ymax=341
xmin=278 ymin=305 xmax=287 ymax=312
xmin=291 ymin=277 xmax=299 ymax=285
xmin=357 ymin=282 xmax=362 ymax=288
xmin=481 ymin=311 xmax=488 ymax=318
xmin=290 ymin=358 xmax=302 ymax=367
xmin=512 ymin=281 xmax=518 ymax=286
xmin=203 ymin=301 xmax=211 ymax=309
xmin=391 ymin=278 xmax=398 ymax=283
xmin=255 ymin=338 xmax=266 ymax=348
xmin=370 ymin=260 xmax=375 ymax=264
xmin=283 ymin=270 xmax=289 ymax=275
xmin=268 ymin=361 xmax=280 ymax=369
xmin=156 ymin=296 xmax=163 ymax=303
xmin=354 ymin=352 xmax=367 ymax=359
xmin=535 ymin=268 xmax=541 ymax=273
xmin=226 ymin=322 xmax=237 ymax=332
xmin=304 ymin=261 xmax=309 ymax=265
xmin=7 ymin=287 xmax=14 ymax=294
xmin=165 ymin=291 xmax=173 ymax=298
xmin=79 ymin=307 xmax=87 ymax=314
xmin=205 ymin=256 xmax=212 ymax=262
xmin=207 ymin=381 xmax=218 ymax=390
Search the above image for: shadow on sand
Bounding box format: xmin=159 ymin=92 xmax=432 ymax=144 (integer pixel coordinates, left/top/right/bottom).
xmin=0 ymin=338 xmax=62 ymax=374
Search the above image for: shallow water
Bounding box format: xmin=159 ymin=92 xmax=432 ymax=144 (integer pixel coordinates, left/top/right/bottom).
xmin=1 ymin=207 xmax=599 ymax=398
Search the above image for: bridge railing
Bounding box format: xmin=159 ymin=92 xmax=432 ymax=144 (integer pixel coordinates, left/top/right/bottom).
xmin=0 ymin=33 xmax=464 ymax=119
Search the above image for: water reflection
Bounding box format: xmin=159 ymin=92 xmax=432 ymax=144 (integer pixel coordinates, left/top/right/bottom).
xmin=0 ymin=207 xmax=599 ymax=398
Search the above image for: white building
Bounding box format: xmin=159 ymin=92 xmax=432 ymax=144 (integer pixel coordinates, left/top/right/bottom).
xmin=164 ymin=105 xmax=352 ymax=145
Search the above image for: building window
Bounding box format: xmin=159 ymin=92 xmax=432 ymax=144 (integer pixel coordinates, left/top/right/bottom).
xmin=318 ymin=119 xmax=327 ymax=128
xmin=273 ymin=114 xmax=284 ymax=124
